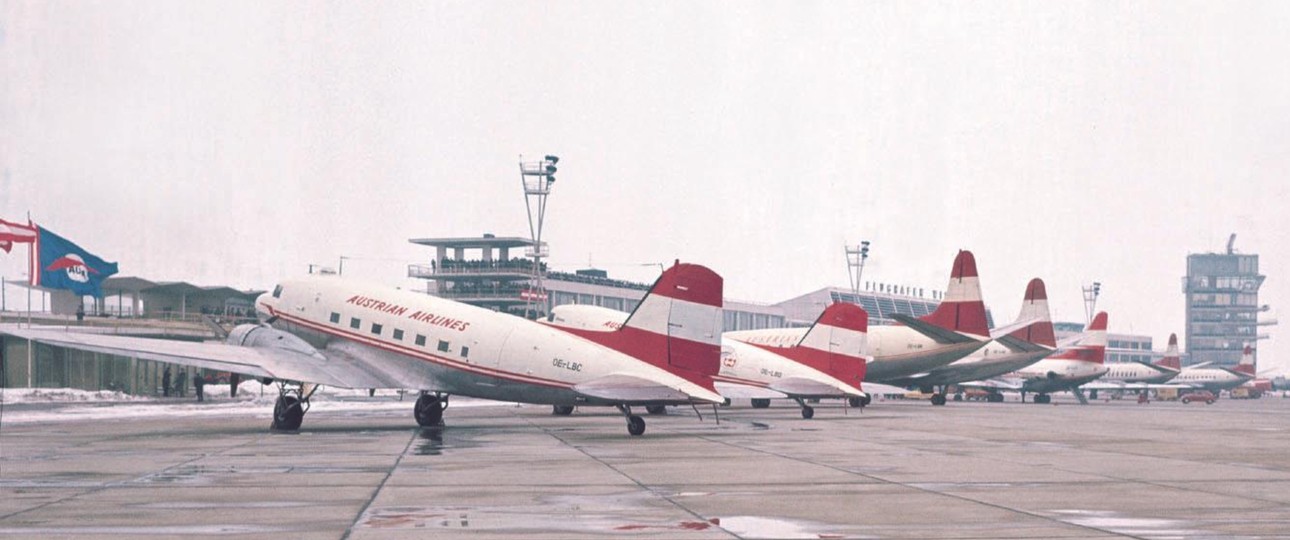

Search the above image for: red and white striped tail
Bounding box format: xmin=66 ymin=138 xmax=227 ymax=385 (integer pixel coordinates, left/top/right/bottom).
xmin=1052 ymin=311 xmax=1108 ymax=364
xmin=772 ymin=302 xmax=869 ymax=390
xmin=920 ymin=250 xmax=990 ymax=337
xmin=1156 ymin=333 xmax=1181 ymax=370
xmin=1234 ymin=345 xmax=1256 ymax=375
xmin=619 ymin=261 xmax=724 ymax=376
xmin=1008 ymin=278 xmax=1056 ymax=347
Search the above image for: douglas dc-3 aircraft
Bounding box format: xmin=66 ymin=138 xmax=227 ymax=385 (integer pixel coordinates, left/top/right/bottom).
xmin=0 ymin=262 xmax=726 ymax=436
xmin=547 ymin=301 xmax=870 ymax=418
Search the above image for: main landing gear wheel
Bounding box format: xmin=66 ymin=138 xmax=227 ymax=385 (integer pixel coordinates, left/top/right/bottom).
xmin=800 ymin=405 xmax=815 ymax=419
xmin=414 ymin=392 xmax=447 ymax=427
xmin=987 ymin=393 xmax=1004 ymax=403
xmin=1034 ymin=394 xmax=1052 ymax=404
xmin=645 ymin=405 xmax=668 ymax=415
xmin=272 ymin=395 xmax=304 ymax=431
xmin=552 ymin=405 xmax=575 ymax=416
xmin=270 ymin=382 xmax=314 ymax=431
xmin=750 ymin=398 xmax=771 ymax=409
xmin=930 ymin=393 xmax=947 ymax=406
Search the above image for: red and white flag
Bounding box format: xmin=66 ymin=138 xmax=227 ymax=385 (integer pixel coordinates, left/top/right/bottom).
xmin=0 ymin=218 xmax=37 ymax=253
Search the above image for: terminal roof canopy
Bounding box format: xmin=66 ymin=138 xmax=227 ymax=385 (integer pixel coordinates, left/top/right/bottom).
xmin=408 ymin=236 xmax=535 ymax=249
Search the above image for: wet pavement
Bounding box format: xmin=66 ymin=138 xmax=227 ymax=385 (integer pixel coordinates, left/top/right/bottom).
xmin=2 ymin=395 xmax=1290 ymax=538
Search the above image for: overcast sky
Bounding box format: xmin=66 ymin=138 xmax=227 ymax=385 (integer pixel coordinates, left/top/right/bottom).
xmin=3 ymin=2 xmax=1288 ymax=371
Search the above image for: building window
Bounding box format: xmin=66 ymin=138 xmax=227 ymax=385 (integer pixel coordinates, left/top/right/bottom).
xmin=415 ymin=334 xmax=427 ymax=346
xmin=438 ymin=340 xmax=450 ymax=352
xmin=461 ymin=346 xmax=470 ymax=358
xmin=350 ymin=317 xmax=361 ymax=329
xmin=330 ymin=312 xmax=340 ymax=324
xmin=371 ymin=323 xmax=383 ymax=335
xmin=393 ymin=329 xmax=404 ymax=341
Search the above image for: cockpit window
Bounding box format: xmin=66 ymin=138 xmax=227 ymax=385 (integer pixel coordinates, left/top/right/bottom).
xmin=272 ymin=285 xmax=283 ymax=298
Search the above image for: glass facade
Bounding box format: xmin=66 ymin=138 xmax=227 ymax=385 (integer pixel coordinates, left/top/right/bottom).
xmin=1184 ymin=253 xmax=1263 ymax=367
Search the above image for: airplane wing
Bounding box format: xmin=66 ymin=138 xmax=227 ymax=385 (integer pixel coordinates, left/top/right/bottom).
xmin=888 ymin=314 xmax=979 ymax=345
xmin=767 ymin=377 xmax=859 ymax=398
xmin=0 ymin=325 xmax=397 ymax=389
xmin=1219 ymin=367 xmax=1256 ymax=380
xmin=572 ymin=373 xmax=706 ymax=403
xmin=987 ymin=315 xmax=1042 ymax=340
xmin=959 ymin=378 xmax=1025 ymax=391
xmin=714 ymin=381 xmax=788 ymax=400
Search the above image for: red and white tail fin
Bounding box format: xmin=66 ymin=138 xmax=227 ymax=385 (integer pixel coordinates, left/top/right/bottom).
xmin=1051 ymin=311 xmax=1108 ymax=364
xmin=1234 ymin=345 xmax=1256 ymax=376
xmin=570 ymin=261 xmax=723 ymax=390
xmin=787 ymin=303 xmax=869 ymax=390
xmin=1007 ymin=278 xmax=1057 ymax=347
xmin=920 ymin=250 xmax=990 ymax=337
xmin=1155 ymin=334 xmax=1181 ymax=370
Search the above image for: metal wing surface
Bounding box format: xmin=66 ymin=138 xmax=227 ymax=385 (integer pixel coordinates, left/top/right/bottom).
xmin=1 ymin=325 xmax=391 ymax=389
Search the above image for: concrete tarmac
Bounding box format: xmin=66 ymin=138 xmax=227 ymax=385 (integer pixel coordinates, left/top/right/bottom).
xmin=2 ymin=394 xmax=1290 ymax=539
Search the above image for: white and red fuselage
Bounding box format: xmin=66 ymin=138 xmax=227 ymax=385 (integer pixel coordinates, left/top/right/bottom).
xmin=255 ymin=273 xmax=725 ymax=406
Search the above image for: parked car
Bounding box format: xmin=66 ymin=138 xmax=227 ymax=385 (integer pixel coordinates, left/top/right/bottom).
xmin=1180 ymin=390 xmax=1216 ymax=405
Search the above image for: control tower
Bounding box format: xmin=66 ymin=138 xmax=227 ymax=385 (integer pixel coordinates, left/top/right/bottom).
xmin=1182 ymin=234 xmax=1271 ymax=368
xmin=407 ymin=234 xmax=547 ymax=316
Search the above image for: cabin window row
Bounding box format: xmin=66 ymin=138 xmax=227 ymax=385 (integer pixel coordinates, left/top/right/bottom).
xmin=329 ymin=311 xmax=469 ymax=358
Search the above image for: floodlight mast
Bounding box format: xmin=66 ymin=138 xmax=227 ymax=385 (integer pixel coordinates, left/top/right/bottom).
xmin=1082 ymin=281 xmax=1101 ymax=326
xmin=519 ymin=155 xmax=559 ymax=318
xmin=845 ymin=240 xmax=871 ymax=296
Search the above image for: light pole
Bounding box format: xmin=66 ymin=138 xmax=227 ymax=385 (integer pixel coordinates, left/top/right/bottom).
xmin=845 ymin=241 xmax=871 ymax=296
xmin=1082 ymin=281 xmax=1102 ymax=326
xmin=519 ymin=154 xmax=559 ymax=318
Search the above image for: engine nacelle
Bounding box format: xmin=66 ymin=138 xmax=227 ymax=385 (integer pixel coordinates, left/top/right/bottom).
xmin=227 ymin=324 xmax=322 ymax=358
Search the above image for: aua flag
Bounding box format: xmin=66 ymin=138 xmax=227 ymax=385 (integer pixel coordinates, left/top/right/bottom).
xmin=32 ymin=226 xmax=119 ymax=297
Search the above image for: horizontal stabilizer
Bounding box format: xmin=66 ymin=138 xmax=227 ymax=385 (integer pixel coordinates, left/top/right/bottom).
xmin=573 ymin=373 xmax=701 ymax=403
xmin=994 ymin=334 xmax=1052 ymax=353
xmin=889 ymin=314 xmax=979 ymax=345
xmin=714 ymin=381 xmax=788 ymax=400
xmin=768 ymin=377 xmax=860 ymax=398
xmin=1134 ymin=359 xmax=1179 ymax=374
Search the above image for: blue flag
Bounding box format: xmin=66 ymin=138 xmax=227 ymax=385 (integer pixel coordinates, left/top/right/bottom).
xmin=32 ymin=226 xmax=119 ymax=297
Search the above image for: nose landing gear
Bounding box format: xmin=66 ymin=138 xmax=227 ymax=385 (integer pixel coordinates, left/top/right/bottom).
xmin=414 ymin=392 xmax=448 ymax=427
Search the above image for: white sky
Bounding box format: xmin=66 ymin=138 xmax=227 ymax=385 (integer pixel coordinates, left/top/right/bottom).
xmin=3 ymin=2 xmax=1288 ymax=370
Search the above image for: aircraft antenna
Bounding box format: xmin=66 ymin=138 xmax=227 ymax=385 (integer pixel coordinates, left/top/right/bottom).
xmin=519 ymin=154 xmax=559 ymax=319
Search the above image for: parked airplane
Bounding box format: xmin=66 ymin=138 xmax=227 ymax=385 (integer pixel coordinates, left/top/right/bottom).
xmin=547 ymin=302 xmax=870 ymax=418
xmin=1082 ymin=333 xmax=1183 ymax=397
xmin=725 ymin=250 xmax=991 ymax=388
xmin=0 ymin=262 xmax=727 ymax=436
xmin=884 ymin=277 xmax=1057 ymax=405
xmin=963 ymin=311 xmax=1110 ymax=404
xmin=1170 ymin=345 xmax=1256 ymax=392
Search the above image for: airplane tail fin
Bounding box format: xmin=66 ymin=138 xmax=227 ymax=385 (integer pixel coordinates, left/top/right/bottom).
xmin=791 ymin=302 xmax=869 ymax=390
xmin=1155 ymin=333 xmax=1181 ymax=370
xmin=1007 ymin=278 xmax=1057 ymax=347
xmin=1050 ymin=311 xmax=1108 ymax=364
xmin=919 ymin=250 xmax=990 ymax=337
xmin=616 ymin=261 xmax=724 ymax=387
xmin=1233 ymin=345 xmax=1256 ymax=375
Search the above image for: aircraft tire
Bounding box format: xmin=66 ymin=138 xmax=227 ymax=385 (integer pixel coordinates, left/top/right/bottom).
xmin=930 ymin=394 xmax=947 ymax=406
xmin=272 ymin=396 xmax=304 ymax=431
xmin=1035 ymin=394 xmax=1051 ymax=404
xmin=645 ymin=405 xmax=668 ymax=415
xmin=987 ymin=393 xmax=1004 ymax=403
xmin=751 ymin=398 xmax=771 ymax=409
xmin=414 ymin=394 xmax=445 ymax=427
xmin=627 ymin=415 xmax=646 ymax=436
xmin=800 ymin=405 xmax=815 ymax=419
xmin=552 ymin=405 xmax=575 ymax=416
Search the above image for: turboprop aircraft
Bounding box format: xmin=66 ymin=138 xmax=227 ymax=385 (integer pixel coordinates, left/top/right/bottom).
xmin=1170 ymin=345 xmax=1257 ymax=392
xmin=883 ymin=277 xmax=1057 ymax=405
xmin=725 ymin=250 xmax=992 ymax=387
xmin=963 ymin=311 xmax=1110 ymax=404
xmin=1082 ymin=333 xmax=1184 ymax=397
xmin=0 ymin=262 xmax=725 ymax=436
xmin=547 ymin=302 xmax=870 ymax=418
